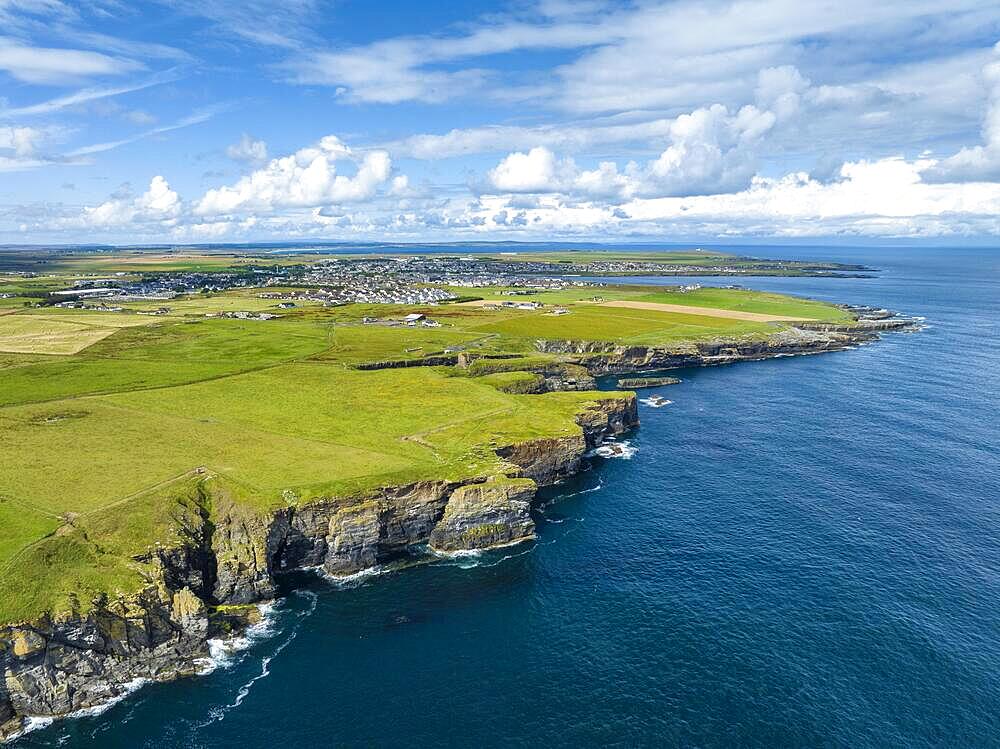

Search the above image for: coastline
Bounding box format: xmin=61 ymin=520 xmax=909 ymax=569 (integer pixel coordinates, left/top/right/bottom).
xmin=0 ymin=310 xmax=918 ymax=742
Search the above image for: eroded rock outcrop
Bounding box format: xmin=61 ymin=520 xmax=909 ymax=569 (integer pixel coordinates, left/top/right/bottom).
xmin=212 ymin=502 xmax=287 ymax=604
xmin=0 ymin=587 xmax=210 ymax=740
xmin=429 ymin=480 xmax=536 ymax=552
xmin=496 ymin=395 xmax=638 ymax=486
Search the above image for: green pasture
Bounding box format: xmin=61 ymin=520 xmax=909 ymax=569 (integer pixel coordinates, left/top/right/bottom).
xmin=0 ymin=273 xmax=851 ymax=624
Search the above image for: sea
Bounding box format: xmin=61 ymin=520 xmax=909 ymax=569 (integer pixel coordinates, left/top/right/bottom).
xmin=12 ymin=245 xmax=1000 ymax=748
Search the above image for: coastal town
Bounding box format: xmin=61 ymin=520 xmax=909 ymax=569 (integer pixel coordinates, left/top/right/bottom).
xmin=38 ymin=255 xmax=597 ymax=308
xmin=15 ymin=250 xmax=865 ymax=312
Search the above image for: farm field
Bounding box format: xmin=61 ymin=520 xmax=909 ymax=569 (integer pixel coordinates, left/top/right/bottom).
xmin=0 ymin=314 xmax=139 ymax=354
xmin=591 ymin=300 xmax=813 ymax=322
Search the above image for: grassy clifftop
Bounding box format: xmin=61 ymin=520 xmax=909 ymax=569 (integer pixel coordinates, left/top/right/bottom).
xmin=0 ymin=272 xmax=850 ymax=624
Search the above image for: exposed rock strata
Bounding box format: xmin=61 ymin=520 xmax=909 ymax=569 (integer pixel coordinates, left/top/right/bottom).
xmin=428 ymin=481 xmax=536 ymax=552
xmin=617 ymin=376 xmax=682 ymax=389
xmin=1 ymin=588 xmax=211 ymax=740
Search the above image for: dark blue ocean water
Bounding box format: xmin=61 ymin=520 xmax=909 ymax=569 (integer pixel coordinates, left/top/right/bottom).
xmin=15 ymin=246 xmax=1000 ymax=748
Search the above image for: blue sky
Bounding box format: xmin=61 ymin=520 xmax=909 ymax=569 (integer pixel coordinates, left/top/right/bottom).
xmin=1 ymin=0 xmax=1000 ymax=243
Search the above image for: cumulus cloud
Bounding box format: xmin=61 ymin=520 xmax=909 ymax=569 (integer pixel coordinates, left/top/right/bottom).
xmin=489 ymin=147 xmax=564 ymax=192
xmin=226 ymin=133 xmax=268 ymax=163
xmin=485 ymin=82 xmax=792 ymax=201
xmin=81 ymin=176 xmax=181 ymax=227
xmin=923 ymin=45 xmax=1000 ymax=183
xmin=195 ymin=135 xmax=393 ymax=215
xmin=487 ymin=146 xmax=634 ymax=199
xmin=644 ymin=102 xmax=775 ymax=195
xmin=462 ymin=156 xmax=1000 ymax=238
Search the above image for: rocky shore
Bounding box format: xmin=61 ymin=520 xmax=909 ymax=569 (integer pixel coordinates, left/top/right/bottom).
xmin=0 ymin=311 xmax=917 ymax=741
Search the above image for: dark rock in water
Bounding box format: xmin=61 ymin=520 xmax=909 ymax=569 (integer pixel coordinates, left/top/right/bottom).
xmin=617 ymin=376 xmax=682 ymax=389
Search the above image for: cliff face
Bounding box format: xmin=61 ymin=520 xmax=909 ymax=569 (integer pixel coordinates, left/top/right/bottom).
xmin=0 ymin=311 xmax=915 ymax=740
xmin=0 ymin=394 xmax=637 ymax=740
xmin=428 ymin=481 xmax=536 ymax=553
xmin=496 ymin=395 xmax=639 ymax=485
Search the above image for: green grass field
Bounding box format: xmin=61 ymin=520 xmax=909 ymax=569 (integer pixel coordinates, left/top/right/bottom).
xmin=467 ymin=306 xmax=775 ymax=343
xmin=0 ymin=271 xmax=852 ymax=624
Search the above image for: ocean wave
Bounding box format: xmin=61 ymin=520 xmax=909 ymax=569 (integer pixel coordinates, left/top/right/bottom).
xmin=535 ymin=482 xmax=603 ymax=512
xmin=564 ymin=481 xmax=603 ymax=498
xmin=196 ymin=591 xmax=318 ymax=728
xmin=196 ymin=600 xmax=281 ymax=676
xmin=319 ymin=563 xmax=390 ymax=589
xmin=585 ymin=439 xmax=638 ymax=460
xmin=5 ymin=716 xmax=54 ymax=742
xmin=429 ymin=535 xmax=539 ymax=569
xmin=640 ymin=397 xmax=672 ymax=408
xmin=474 ymin=544 xmax=540 ymax=568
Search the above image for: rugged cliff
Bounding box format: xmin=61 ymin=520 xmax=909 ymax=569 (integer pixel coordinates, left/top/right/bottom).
xmin=0 ymin=394 xmax=638 ymax=741
xmin=537 ymin=317 xmax=917 ymax=375
xmin=0 ymin=587 xmax=212 ymax=740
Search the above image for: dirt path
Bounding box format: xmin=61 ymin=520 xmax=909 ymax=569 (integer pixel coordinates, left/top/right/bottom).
xmin=592 ymin=300 xmax=814 ymax=322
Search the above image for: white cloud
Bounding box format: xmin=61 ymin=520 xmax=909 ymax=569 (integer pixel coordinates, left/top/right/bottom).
xmin=0 ymin=37 xmax=141 ymax=84
xmin=0 ymin=126 xmax=41 ymax=157
xmin=484 ymin=79 xmax=794 ymax=201
xmin=487 ymin=146 xmax=633 ymax=199
xmin=0 ymin=124 xmax=76 ymax=171
xmin=387 ymin=118 xmax=676 ymax=160
xmin=643 ymin=103 xmax=775 ymax=196
xmin=0 ymin=69 xmax=181 ymax=119
xmin=489 ymin=146 xmax=564 ymax=192
xmin=226 ymin=133 xmax=268 ymax=163
xmin=81 ymin=176 xmax=181 ymax=227
xmin=125 ymin=110 xmax=157 ymax=126
xmin=923 ymin=45 xmax=1000 ymax=183
xmin=281 ymin=11 xmax=620 ymax=103
xmin=279 ymin=0 xmax=998 ymax=115
xmin=554 ymin=0 xmax=995 ymax=113
xmin=470 ymin=156 xmax=1000 ymax=238
xmin=389 ymin=175 xmax=411 ymax=196
xmin=67 ymin=106 xmax=224 ymax=157
xmin=163 ymin=0 xmax=320 ymax=49
xmin=195 ymin=135 xmax=393 ymax=215
xmin=284 ymin=46 xmax=488 ymax=104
